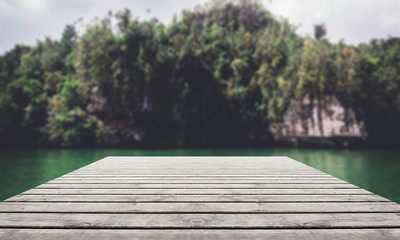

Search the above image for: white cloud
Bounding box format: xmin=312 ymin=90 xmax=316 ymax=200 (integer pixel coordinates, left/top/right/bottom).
xmin=264 ymin=0 xmax=400 ymax=44
xmin=16 ymin=0 xmax=50 ymax=14
xmin=0 ymin=0 xmax=399 ymax=53
xmin=0 ymin=1 xmax=15 ymax=15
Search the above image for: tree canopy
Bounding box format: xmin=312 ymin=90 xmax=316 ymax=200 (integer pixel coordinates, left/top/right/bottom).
xmin=0 ymin=0 xmax=399 ymax=148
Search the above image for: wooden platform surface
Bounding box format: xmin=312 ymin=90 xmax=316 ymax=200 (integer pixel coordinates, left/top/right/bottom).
xmin=1 ymin=156 xmax=400 ymax=239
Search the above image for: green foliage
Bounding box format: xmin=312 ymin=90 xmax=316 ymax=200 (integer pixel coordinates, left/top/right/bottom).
xmin=0 ymin=0 xmax=399 ymax=147
xmin=46 ymin=96 xmax=99 ymax=147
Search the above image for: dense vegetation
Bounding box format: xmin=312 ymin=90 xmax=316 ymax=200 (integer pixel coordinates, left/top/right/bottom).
xmin=0 ymin=0 xmax=399 ymax=148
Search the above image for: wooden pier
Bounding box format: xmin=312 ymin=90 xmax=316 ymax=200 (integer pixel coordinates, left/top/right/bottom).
xmin=0 ymin=156 xmax=399 ymax=239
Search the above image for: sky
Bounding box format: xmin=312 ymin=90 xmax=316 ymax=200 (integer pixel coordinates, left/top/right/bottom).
xmin=0 ymin=0 xmax=399 ymax=53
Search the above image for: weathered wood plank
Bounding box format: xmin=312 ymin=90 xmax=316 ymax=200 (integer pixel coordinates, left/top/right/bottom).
xmin=6 ymin=194 xmax=389 ymax=203
xmin=67 ymin=171 xmax=325 ymax=175
xmin=21 ymin=188 xmax=373 ymax=195
xmin=46 ymin=179 xmax=346 ymax=184
xmin=37 ymin=183 xmax=357 ymax=189
xmin=1 ymin=213 xmax=400 ymax=228
xmin=1 ymin=202 xmax=399 ymax=213
xmin=62 ymin=174 xmax=331 ymax=177
xmin=54 ymin=175 xmax=340 ymax=179
xmin=1 ymin=229 xmax=399 ymax=240
xmin=66 ymin=174 xmax=330 ymax=177
xmin=1 ymin=156 xmax=399 ymax=239
xmin=58 ymin=176 xmax=339 ymax=180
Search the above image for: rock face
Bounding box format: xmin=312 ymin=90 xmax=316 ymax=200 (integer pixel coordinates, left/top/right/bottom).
xmin=271 ymin=95 xmax=365 ymax=138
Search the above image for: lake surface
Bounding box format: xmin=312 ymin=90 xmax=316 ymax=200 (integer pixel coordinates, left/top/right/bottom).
xmin=0 ymin=148 xmax=399 ymax=203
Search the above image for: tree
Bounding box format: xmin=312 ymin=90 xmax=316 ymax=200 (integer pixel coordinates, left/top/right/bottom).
xmin=0 ymin=0 xmax=399 ymax=148
xmin=314 ymin=24 xmax=327 ymax=40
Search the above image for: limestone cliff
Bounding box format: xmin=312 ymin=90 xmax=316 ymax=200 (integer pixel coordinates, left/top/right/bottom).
xmin=271 ymin=95 xmax=365 ymax=139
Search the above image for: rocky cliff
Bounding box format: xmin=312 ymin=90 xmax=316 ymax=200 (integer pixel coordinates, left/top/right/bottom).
xmin=271 ymin=95 xmax=365 ymax=139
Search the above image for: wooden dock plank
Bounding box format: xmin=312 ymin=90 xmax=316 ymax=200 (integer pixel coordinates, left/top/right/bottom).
xmin=1 ymin=213 xmax=400 ymax=228
xmin=49 ymin=175 xmax=344 ymax=179
xmin=5 ymin=194 xmax=389 ymax=203
xmin=36 ymin=183 xmax=358 ymax=189
xmin=61 ymin=174 xmax=333 ymax=177
xmin=1 ymin=229 xmax=399 ymax=240
xmin=0 ymin=156 xmax=399 ymax=239
xmin=21 ymin=188 xmax=374 ymax=195
xmin=1 ymin=202 xmax=399 ymax=213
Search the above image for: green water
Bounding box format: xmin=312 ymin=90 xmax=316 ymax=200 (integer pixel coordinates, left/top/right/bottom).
xmin=0 ymin=148 xmax=399 ymax=203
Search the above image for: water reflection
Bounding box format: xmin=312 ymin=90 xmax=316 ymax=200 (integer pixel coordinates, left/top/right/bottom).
xmin=285 ymin=149 xmax=400 ymax=203
xmin=0 ymin=148 xmax=399 ymax=203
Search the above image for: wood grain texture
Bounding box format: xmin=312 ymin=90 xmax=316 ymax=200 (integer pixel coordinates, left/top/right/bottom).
xmin=1 ymin=202 xmax=399 ymax=213
xmin=37 ymin=183 xmax=357 ymax=189
xmin=1 ymin=213 xmax=400 ymax=228
xmin=1 ymin=156 xmax=399 ymax=239
xmin=1 ymin=229 xmax=399 ymax=240
xmin=5 ymin=194 xmax=389 ymax=202
xmin=22 ymin=188 xmax=370 ymax=195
